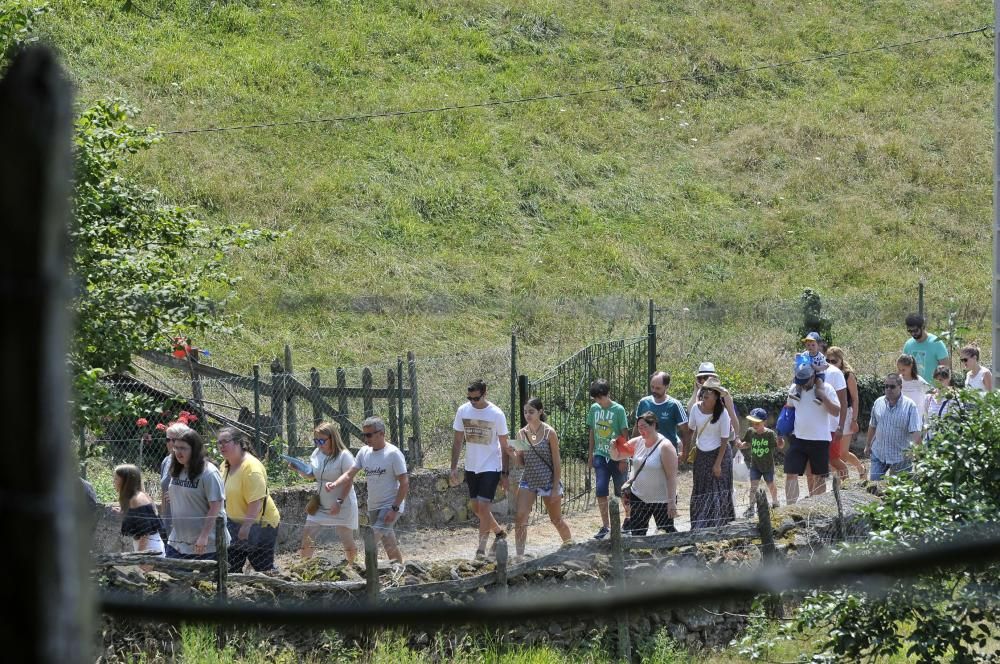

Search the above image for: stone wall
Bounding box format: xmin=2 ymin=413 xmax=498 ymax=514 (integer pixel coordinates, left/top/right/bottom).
xmin=92 ymin=468 xmax=495 ymax=555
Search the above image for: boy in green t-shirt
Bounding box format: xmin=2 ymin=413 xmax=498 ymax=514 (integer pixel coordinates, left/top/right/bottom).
xmin=736 ymin=407 xmax=783 ymax=516
xmin=586 ymin=378 xmax=630 ymax=540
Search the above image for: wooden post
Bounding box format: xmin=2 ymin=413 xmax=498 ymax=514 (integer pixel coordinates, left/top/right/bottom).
xmin=215 ymin=515 xmax=228 ymax=648
xmin=215 ymin=515 xmax=229 ymax=592
xmin=397 ymin=356 xmax=405 ymax=456
xmin=609 ymin=499 xmax=631 ymax=661
xmin=252 ymin=364 xmax=262 ymax=457
xmin=270 ymin=358 xmax=284 ymax=441
xmin=756 ymin=489 xmax=776 ymax=562
xmin=362 ymin=367 xmax=374 ymax=419
xmin=284 ymin=345 xmax=297 ymax=451
xmin=0 ymin=46 xmax=86 ymax=663
xmin=832 ymin=475 xmax=846 ymax=542
xmin=310 ymin=368 xmax=322 ymax=427
xmin=756 ymin=489 xmax=783 ymax=618
xmin=336 ymin=367 xmax=350 ymax=447
xmin=518 ymin=374 xmax=529 ymax=430
xmin=495 ymin=538 xmax=508 ymax=598
xmin=407 ymin=351 xmax=422 ymax=466
xmin=386 ymin=368 xmax=399 ymax=447
xmin=363 ymin=527 xmax=379 ymax=605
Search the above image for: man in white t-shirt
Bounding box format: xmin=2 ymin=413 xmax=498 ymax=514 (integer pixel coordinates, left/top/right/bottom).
xmin=329 ymin=416 xmax=409 ymax=563
xmin=783 ymin=364 xmax=841 ymax=504
xmin=451 ymin=378 xmax=510 ymax=558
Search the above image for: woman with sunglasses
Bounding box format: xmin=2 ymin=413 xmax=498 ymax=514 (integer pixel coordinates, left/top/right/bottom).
xmin=289 ymin=422 xmax=358 ymax=561
xmin=166 ymin=428 xmax=229 ymax=560
xmin=960 ymin=344 xmax=993 ymax=393
xmin=219 ymin=427 xmax=281 ymax=573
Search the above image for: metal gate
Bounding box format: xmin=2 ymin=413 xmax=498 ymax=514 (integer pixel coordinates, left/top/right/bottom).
xmin=522 ymin=336 xmax=650 ymax=514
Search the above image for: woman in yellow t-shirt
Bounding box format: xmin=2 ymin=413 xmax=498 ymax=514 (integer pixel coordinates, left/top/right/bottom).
xmin=218 ymin=427 xmax=281 ymax=573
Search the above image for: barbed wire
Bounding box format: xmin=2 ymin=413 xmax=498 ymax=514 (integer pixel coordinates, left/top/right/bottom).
xmin=160 ymin=25 xmax=990 ymax=137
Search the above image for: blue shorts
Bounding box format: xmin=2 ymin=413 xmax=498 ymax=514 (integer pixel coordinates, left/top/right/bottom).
xmin=592 ymin=455 xmax=626 ymax=498
xmin=368 ymin=507 xmax=399 ymax=538
xmin=518 ymin=481 xmax=564 ymax=498
xmin=749 ymin=467 xmax=775 ymax=483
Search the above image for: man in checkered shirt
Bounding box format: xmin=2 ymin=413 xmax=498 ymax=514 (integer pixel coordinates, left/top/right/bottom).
xmin=864 ymin=373 xmax=922 ymax=480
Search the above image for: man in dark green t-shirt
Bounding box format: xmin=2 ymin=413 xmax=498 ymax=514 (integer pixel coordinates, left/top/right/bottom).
xmin=587 ymin=378 xmax=629 ymax=540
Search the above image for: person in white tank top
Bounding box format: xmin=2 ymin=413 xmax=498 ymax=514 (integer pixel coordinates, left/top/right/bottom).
xmin=622 ymin=412 xmax=678 ymax=536
xmin=960 ymin=345 xmax=992 ymax=393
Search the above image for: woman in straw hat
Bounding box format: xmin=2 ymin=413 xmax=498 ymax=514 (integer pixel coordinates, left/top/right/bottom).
xmin=684 ymin=377 xmax=736 ymax=529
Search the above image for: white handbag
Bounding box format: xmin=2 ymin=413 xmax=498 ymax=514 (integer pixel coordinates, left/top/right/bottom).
xmin=732 ymin=451 xmax=751 ymax=483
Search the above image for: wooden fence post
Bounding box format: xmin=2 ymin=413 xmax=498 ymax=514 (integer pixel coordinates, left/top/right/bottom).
xmin=363 ymin=527 xmax=379 ymax=605
xmin=252 ymin=364 xmax=262 ymax=457
xmin=270 ymin=358 xmax=284 ymax=441
xmin=397 ymin=356 xmax=405 ymax=456
xmin=832 ymin=475 xmax=846 ymax=542
xmin=756 ymin=489 xmax=776 ymax=562
xmin=609 ymin=499 xmax=631 ymax=661
xmin=336 ymin=367 xmax=350 ymax=447
xmin=495 ymin=538 xmax=508 ymax=599
xmin=362 ymin=367 xmax=374 ymax=419
xmin=0 ymin=45 xmax=86 ymax=663
xmin=284 ymin=345 xmax=298 ymax=450
xmin=407 ymin=351 xmax=422 ymax=466
xmin=215 ymin=515 xmax=229 ymax=648
xmin=216 ymin=515 xmax=229 ymax=594
xmin=310 ymin=367 xmax=322 ymax=427
xmin=387 ymin=368 xmax=399 ymax=447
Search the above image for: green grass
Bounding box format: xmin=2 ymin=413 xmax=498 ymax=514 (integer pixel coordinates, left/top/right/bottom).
xmin=36 ymin=0 xmax=994 ymax=377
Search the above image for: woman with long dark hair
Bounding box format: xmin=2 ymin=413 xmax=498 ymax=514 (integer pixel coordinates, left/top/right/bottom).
xmin=113 ymin=464 xmax=164 ymax=555
xmin=218 ymin=426 xmax=281 ymax=572
xmin=166 ymin=428 xmax=229 ymax=560
xmin=684 ymin=377 xmax=735 ymax=529
xmin=511 ymin=398 xmax=572 ymax=558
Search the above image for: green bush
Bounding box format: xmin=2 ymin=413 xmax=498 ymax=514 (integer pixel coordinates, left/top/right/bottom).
xmin=745 ymin=389 xmax=1000 ymax=663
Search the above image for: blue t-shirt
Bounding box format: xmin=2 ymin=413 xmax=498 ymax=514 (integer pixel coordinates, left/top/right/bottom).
xmin=903 ymin=334 xmax=949 ymax=382
xmin=635 ymin=395 xmax=688 ymax=449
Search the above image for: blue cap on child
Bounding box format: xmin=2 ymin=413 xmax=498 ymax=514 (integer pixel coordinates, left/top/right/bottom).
xmin=747 ymin=408 xmax=767 ymax=423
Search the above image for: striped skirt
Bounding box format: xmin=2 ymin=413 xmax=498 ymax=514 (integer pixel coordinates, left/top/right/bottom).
xmin=690 ymin=443 xmax=736 ymax=530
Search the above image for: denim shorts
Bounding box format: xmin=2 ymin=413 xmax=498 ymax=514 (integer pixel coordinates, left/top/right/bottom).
xmin=749 ymin=467 xmax=775 ymax=483
xmin=592 ymin=455 xmax=626 ymax=498
xmin=518 ymin=481 xmax=564 ymax=498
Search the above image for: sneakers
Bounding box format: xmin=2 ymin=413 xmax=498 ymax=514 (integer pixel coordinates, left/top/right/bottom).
xmin=560 ymin=539 xmax=575 ymax=548
xmin=593 ymin=526 xmax=610 ymax=540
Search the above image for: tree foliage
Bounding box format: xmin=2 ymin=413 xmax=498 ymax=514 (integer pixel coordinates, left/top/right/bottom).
xmin=2 ymin=2 xmax=277 ymax=433
xmin=741 ymin=390 xmax=1000 ymax=663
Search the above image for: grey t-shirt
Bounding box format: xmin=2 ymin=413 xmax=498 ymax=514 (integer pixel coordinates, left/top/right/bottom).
xmin=353 ymin=443 xmax=408 ymax=512
xmin=167 ymin=462 xmax=229 ymax=554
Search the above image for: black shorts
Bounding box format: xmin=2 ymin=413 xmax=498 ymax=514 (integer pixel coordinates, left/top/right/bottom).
xmin=465 ymin=470 xmax=501 ymax=502
xmin=784 ymin=437 xmax=830 ymax=476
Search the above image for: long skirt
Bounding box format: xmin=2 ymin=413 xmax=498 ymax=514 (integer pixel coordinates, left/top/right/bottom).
xmin=690 ymin=444 xmax=736 ymax=530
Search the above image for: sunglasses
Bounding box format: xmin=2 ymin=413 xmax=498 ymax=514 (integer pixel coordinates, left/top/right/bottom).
xmin=313 ymin=438 xmax=328 ymax=446
xmin=467 ymin=395 xmax=483 ymax=402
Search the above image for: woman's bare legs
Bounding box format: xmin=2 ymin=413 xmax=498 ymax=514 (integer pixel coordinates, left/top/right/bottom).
xmin=514 ymin=488 xmax=535 ymax=556
xmin=544 ymin=494 xmax=572 ymax=543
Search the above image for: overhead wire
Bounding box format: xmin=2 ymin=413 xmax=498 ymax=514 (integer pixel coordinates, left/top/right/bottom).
xmin=160 ymin=25 xmax=991 ymax=137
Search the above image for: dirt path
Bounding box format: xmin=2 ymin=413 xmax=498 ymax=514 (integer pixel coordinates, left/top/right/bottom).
xmin=276 ymin=467 xmax=858 ymax=567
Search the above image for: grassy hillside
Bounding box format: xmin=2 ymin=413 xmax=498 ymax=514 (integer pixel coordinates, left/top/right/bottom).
xmin=38 ymin=0 xmax=994 ymax=376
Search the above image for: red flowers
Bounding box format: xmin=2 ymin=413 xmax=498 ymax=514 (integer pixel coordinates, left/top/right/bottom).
xmin=136 ymin=417 xmax=149 ymax=427
xmin=155 ymin=423 xmax=167 ymax=432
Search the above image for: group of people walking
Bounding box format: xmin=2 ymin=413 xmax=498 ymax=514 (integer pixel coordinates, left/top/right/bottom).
xmin=112 ymin=312 xmax=990 ymax=564
xmin=113 ymin=415 xmax=409 ymax=570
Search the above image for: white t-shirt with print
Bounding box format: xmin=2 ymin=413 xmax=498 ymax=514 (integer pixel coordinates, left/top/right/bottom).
xmin=452 ymin=401 xmax=509 ymax=473
xmin=824 ymin=364 xmax=847 ymax=431
xmin=352 ymin=443 xmax=408 ymax=512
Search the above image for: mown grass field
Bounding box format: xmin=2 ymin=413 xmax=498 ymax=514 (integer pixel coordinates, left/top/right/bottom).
xmin=37 ymin=0 xmax=994 ymax=379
